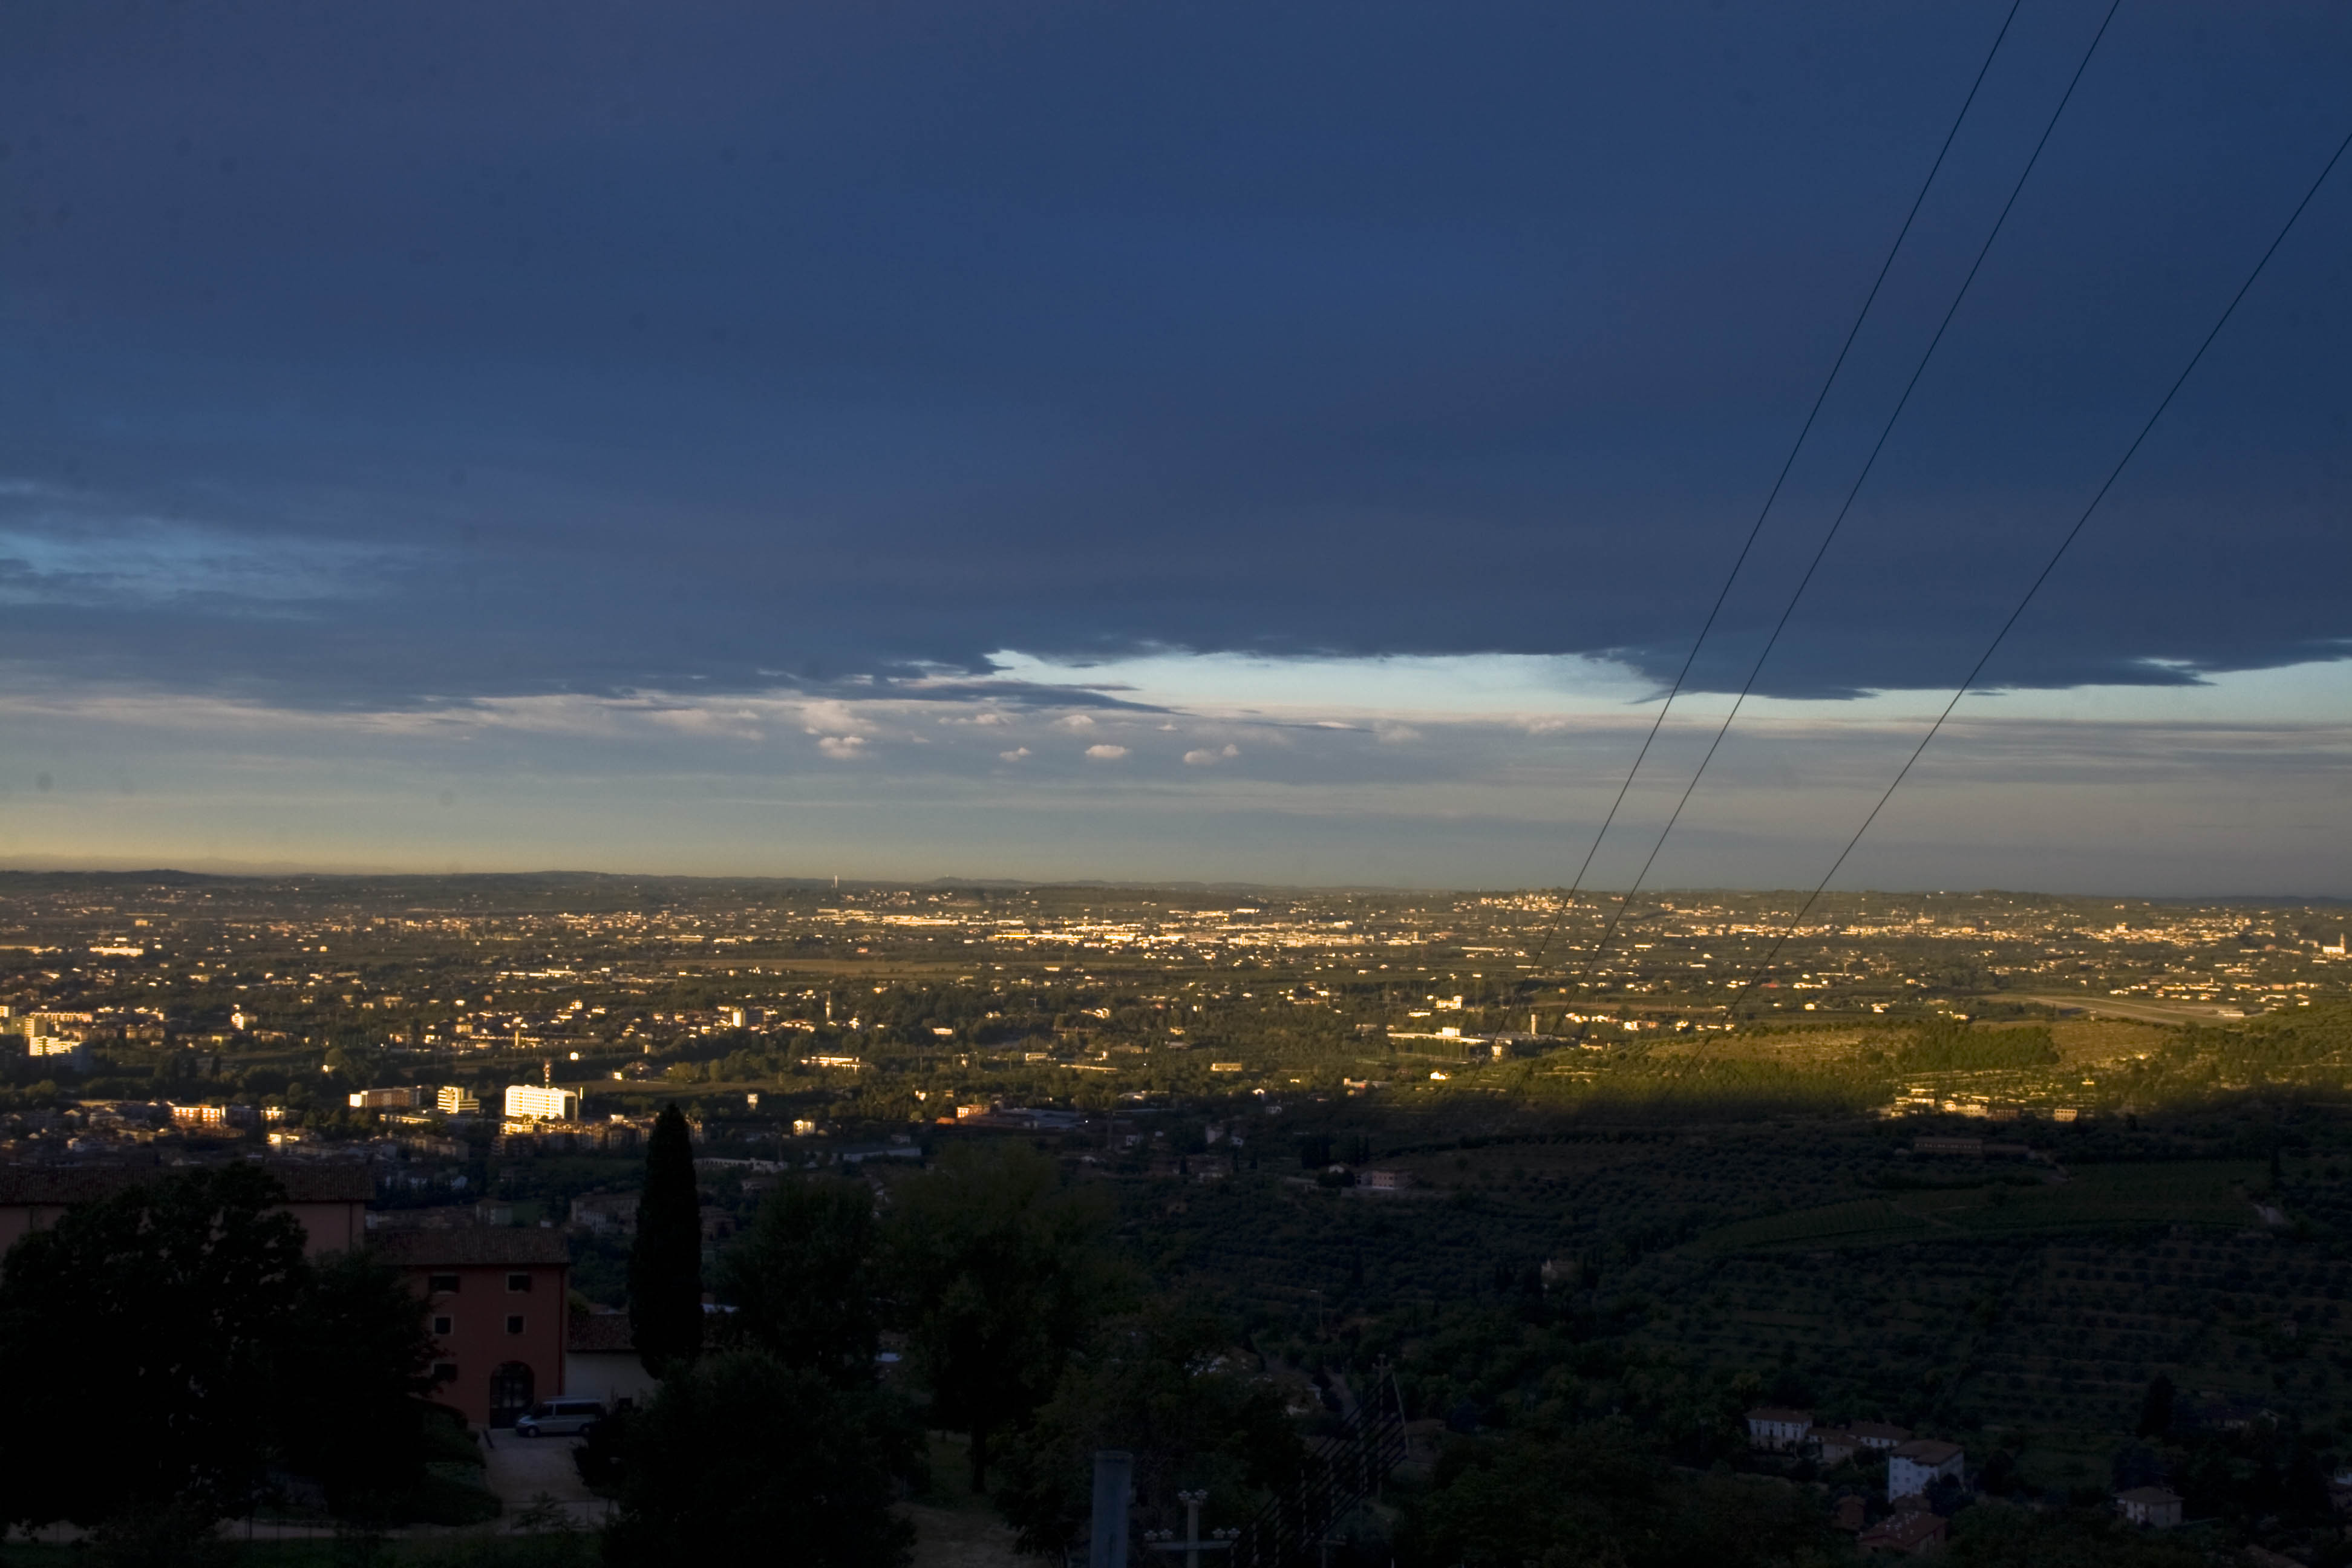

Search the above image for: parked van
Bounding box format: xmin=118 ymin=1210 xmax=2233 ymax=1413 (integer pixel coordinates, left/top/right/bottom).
xmin=514 ymin=1397 xmax=606 ymax=1438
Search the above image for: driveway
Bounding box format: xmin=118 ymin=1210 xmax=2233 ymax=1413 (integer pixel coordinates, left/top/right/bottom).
xmin=479 ymin=1429 xmax=612 ymax=1529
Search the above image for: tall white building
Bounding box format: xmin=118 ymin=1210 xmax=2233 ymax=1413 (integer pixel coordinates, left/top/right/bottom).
xmin=503 ymin=1083 xmax=580 ymax=1121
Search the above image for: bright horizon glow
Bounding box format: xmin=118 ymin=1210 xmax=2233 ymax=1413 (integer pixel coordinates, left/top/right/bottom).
xmin=2 ymin=649 xmax=2346 ymax=894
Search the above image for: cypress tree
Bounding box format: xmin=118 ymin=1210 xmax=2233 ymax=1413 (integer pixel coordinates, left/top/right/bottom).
xmin=2135 ymin=1373 xmax=2174 ymax=1440
xmin=630 ymin=1103 xmax=704 ymax=1378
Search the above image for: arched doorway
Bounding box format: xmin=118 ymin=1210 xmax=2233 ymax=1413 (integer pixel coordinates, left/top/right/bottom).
xmin=489 ymin=1361 xmax=535 ymax=1428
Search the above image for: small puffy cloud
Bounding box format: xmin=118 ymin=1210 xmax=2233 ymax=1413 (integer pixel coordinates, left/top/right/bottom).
xmin=1056 ymin=713 xmax=1096 ymax=730
xmin=817 ymin=734 xmax=867 ymax=759
xmin=1084 ymin=743 xmax=1129 ymax=760
xmin=1373 ymin=720 xmax=1422 ymax=745
xmin=1183 ymin=743 xmax=1241 ymax=766
xmin=799 ymin=699 xmax=876 ymax=737
xmin=999 ymin=746 xmax=1031 ymax=761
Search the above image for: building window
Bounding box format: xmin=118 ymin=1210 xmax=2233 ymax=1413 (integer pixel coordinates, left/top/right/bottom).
xmin=507 ymin=1272 xmax=532 ymax=1293
xmin=429 ymin=1273 xmax=460 ymax=1294
xmin=432 ymin=1315 xmax=454 ymax=1336
xmin=506 ymin=1314 xmax=525 ymax=1335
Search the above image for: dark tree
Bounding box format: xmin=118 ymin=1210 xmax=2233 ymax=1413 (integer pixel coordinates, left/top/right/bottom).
xmin=996 ymin=1299 xmax=1303 ymax=1557
xmin=0 ymin=1165 xmax=308 ymax=1529
xmin=1397 ymin=1424 xmax=1837 ymax=1568
xmin=717 ymin=1175 xmax=879 ymax=1386
xmin=885 ymin=1142 xmax=1112 ymax=1492
xmin=1945 ymin=1500 xmax=2205 ymax=1567
xmin=630 ymin=1102 xmax=704 ymax=1377
xmin=270 ymin=1248 xmax=439 ymax=1514
xmin=603 ymin=1350 xmax=917 ymax=1568
xmin=2134 ymin=1373 xmax=2174 ymax=1440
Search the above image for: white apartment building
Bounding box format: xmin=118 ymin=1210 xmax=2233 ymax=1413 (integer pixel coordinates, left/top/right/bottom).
xmin=503 ymin=1083 xmax=580 ymax=1121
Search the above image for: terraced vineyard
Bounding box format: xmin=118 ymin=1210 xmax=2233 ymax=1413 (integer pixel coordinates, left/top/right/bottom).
xmin=1967 ymin=1232 xmax=2352 ymax=1434
xmin=1686 ymin=1160 xmax=2264 ymax=1255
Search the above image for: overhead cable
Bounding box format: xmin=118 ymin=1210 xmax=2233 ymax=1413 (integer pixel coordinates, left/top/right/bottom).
xmin=1723 ymin=116 xmax=2352 ymax=1018
xmin=1566 ymin=0 xmax=2126 ymax=990
xmin=1521 ymin=0 xmax=2027 ymax=978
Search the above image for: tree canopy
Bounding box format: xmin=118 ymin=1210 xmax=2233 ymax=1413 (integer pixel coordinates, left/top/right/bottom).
xmin=996 ymin=1298 xmax=1303 ymax=1557
xmin=717 ymin=1174 xmax=881 ymax=1387
xmin=602 ymin=1350 xmax=918 ymax=1568
xmin=885 ymin=1142 xmax=1114 ymax=1491
xmin=0 ymin=1165 xmax=433 ymax=1530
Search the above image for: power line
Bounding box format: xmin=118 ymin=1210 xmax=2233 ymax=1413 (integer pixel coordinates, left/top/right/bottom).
xmin=1519 ymin=0 xmax=2028 ymax=978
xmin=1723 ymin=117 xmax=2352 ymax=1019
xmin=1566 ymin=0 xmax=2124 ymax=990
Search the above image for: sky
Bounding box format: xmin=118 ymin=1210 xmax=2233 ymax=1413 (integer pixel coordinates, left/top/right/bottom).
xmin=2 ymin=0 xmax=2348 ymax=892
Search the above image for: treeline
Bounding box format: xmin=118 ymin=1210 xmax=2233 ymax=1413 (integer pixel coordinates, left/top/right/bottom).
xmin=0 ymin=1164 xmax=465 ymax=1541
xmin=598 ymin=1110 xmax=1304 ymax=1565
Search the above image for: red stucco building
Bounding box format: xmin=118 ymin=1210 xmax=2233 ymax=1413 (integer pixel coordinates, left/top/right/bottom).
xmin=374 ymin=1228 xmax=572 ymax=1428
xmin=0 ymin=1160 xmax=575 ymax=1429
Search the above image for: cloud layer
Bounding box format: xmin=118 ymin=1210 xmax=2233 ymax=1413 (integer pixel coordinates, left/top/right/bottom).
xmin=3 ymin=2 xmax=2350 ymax=888
xmin=2 ymin=1 xmax=2349 ymax=716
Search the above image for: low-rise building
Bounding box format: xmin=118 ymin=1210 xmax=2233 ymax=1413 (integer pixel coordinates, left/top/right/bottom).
xmin=2114 ymin=1486 xmax=2182 ymax=1528
xmin=375 ymin=1228 xmax=571 ymax=1429
xmin=1858 ymin=1504 xmax=1947 ymax=1555
xmin=25 ymin=1036 xmax=90 ymax=1071
xmin=1887 ymin=1439 xmax=1964 ymax=1500
xmin=1852 ymin=1421 xmax=1913 ymax=1451
xmin=1746 ymin=1407 xmax=1812 ymax=1451
xmin=570 ymin=1190 xmax=641 ymax=1233
xmin=567 ymin=1306 xmax=658 ymax=1409
xmin=1915 ymin=1137 xmax=1982 ymax=1156
xmin=1814 ymin=1428 xmax=1863 ymax=1466
xmin=0 ymin=1162 xmax=371 ymax=1262
xmin=168 ymin=1102 xmax=260 ymax=1129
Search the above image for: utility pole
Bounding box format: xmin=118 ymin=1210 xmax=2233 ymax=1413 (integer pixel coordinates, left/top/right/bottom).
xmin=1089 ymin=1451 xmax=1133 ymax=1568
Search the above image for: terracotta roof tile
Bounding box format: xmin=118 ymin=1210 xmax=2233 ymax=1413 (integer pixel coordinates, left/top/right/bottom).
xmin=371 ymin=1228 xmax=572 ymax=1267
xmin=0 ymin=1160 xmax=373 ymax=1205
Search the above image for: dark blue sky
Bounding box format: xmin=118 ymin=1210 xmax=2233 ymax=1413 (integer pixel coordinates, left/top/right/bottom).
xmin=2 ymin=2 xmax=2348 ymax=887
